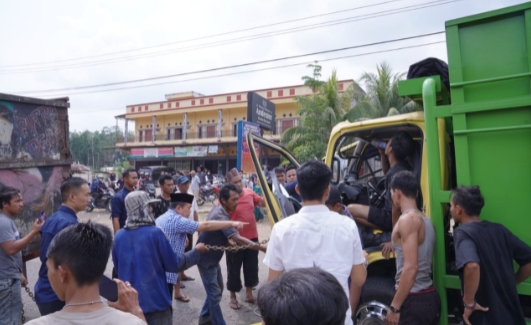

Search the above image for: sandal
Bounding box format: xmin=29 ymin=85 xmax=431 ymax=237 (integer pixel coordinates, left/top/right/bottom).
xmin=175 ymin=295 xmax=190 ymax=303
xmin=245 ymin=297 xmax=257 ymax=304
xmin=229 ymin=299 xmax=242 ymax=310
xmin=180 ymin=283 xmax=186 ymax=289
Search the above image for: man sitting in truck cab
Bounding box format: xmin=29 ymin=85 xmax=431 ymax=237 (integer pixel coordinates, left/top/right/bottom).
xmin=347 ymin=131 xmax=415 ymax=239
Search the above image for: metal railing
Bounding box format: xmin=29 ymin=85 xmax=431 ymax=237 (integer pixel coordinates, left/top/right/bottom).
xmin=117 ymin=128 xmax=287 ymax=144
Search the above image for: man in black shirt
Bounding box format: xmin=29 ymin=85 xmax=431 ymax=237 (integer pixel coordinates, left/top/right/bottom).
xmin=451 ymin=186 xmax=531 ymax=325
xmin=348 ymin=131 xmax=415 ymax=233
xmin=153 ymin=174 xmax=173 ymax=219
xmin=196 ymin=184 xmax=266 ymax=325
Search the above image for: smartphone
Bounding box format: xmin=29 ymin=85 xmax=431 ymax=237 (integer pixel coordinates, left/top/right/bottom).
xmin=38 ymin=211 xmax=46 ymax=223
xmin=99 ymin=275 xmax=118 ymax=302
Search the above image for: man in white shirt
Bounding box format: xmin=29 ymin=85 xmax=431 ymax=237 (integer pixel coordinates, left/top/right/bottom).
xmin=191 ymin=171 xmax=201 ymax=202
xmin=175 ymin=176 xmax=200 ymax=283
xmin=263 ymin=160 xmax=367 ymax=325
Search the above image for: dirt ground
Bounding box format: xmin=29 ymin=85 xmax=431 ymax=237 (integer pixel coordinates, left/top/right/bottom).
xmin=21 ymin=203 xmax=272 ymax=325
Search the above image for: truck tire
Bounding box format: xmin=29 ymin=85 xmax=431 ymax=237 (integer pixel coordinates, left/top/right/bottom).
xmin=354 ymin=276 xmax=395 ymax=325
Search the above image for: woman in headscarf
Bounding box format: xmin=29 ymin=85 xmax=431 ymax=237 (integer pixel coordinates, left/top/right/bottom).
xmin=112 ymin=191 xmax=207 ymax=325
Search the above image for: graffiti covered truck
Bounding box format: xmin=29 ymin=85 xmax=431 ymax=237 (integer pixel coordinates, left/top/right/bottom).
xmin=0 ymin=92 xmax=72 ymax=264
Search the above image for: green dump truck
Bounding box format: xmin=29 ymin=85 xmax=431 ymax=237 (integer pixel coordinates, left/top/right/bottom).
xmin=247 ymin=2 xmax=531 ymax=324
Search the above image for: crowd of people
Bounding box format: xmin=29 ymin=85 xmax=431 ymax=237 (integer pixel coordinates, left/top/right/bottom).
xmin=2 ymin=135 xmax=531 ymax=325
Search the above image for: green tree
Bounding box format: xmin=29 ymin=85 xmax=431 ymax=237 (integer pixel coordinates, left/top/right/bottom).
xmin=281 ymin=64 xmax=344 ymax=162
xmin=343 ymin=62 xmax=420 ymax=121
xmin=70 ymin=126 xmax=130 ymax=170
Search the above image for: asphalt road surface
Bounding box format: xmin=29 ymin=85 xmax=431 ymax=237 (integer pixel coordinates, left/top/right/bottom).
xmin=21 ymin=203 xmax=272 ymax=325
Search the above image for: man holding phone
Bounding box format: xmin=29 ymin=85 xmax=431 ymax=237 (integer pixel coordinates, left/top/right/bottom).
xmin=0 ymin=186 xmax=44 ymax=325
xmin=34 ymin=177 xmax=91 ymax=316
xmin=26 ymin=222 xmax=147 ymax=324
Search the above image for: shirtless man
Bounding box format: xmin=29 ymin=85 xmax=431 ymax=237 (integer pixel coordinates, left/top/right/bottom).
xmin=386 ymin=171 xmax=440 ymax=325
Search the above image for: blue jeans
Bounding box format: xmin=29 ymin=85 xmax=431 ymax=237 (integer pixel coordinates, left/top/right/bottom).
xmin=198 ymin=264 xmax=225 ymax=325
xmin=0 ymin=279 xmax=22 ymax=325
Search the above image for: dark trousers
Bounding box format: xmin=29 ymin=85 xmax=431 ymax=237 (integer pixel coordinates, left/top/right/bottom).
xmin=37 ymin=300 xmax=65 ymax=316
xmin=184 ymin=233 xmax=193 ymax=253
xmin=401 ymin=289 xmax=441 ymax=325
xmin=144 ymin=307 xmax=172 ymax=325
xmin=225 ymin=238 xmax=259 ymax=292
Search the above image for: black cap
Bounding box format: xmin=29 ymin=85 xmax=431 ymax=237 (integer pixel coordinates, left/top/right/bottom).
xmin=170 ymin=193 xmax=194 ymax=204
xmin=325 ymin=185 xmax=342 ymax=205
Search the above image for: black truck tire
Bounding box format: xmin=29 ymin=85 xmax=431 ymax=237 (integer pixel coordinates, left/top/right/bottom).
xmin=355 ymin=276 xmax=395 ymax=325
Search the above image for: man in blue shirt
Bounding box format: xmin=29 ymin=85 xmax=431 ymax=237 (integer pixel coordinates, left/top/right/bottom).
xmin=35 ymin=177 xmax=91 ymax=316
xmin=113 ymin=191 xmax=208 ymax=325
xmin=111 ymin=168 xmax=138 ymax=234
xmin=156 ymin=192 xmax=245 ymax=303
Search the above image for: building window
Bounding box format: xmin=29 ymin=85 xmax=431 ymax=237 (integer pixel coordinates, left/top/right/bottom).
xmin=144 ymin=106 xmax=147 ymax=111
xmin=160 ymin=103 xmax=163 ymax=109
xmin=232 ymin=123 xmax=238 ymax=137
xmin=132 ymin=107 xmax=135 ymax=112
xmin=290 ymin=88 xmax=295 ymax=95
xmin=198 ymin=126 xmax=203 ymax=138
xmin=206 ymin=125 xmax=216 ymax=138
xmin=192 ymin=100 xmax=196 ymax=106
xmin=267 ymin=91 xmax=272 ymax=98
xmin=200 ymin=99 xmax=204 ymax=105
xmin=137 ymin=130 xmax=142 ymax=142
xmin=167 ymin=127 xmax=183 ymax=140
xmin=145 ymin=105 xmax=148 ymax=110
xmin=167 ymin=102 xmax=172 ymax=108
xmin=227 ymin=96 xmax=231 ymax=102
xmin=236 ymin=95 xmax=241 ymax=101
xmin=278 ymin=90 xmax=283 ymax=97
xmin=339 ymin=83 xmax=344 ymax=90
xmin=209 ymin=98 xmax=213 ymax=104
xmin=176 ymin=102 xmax=180 ymax=108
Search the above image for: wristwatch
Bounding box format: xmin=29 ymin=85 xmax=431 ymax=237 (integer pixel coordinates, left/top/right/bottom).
xmin=389 ymin=306 xmax=401 ymax=314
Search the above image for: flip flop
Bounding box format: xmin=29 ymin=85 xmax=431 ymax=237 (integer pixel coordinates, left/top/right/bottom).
xmin=175 ymin=295 xmax=190 ymax=303
xmin=180 ymin=283 xmax=186 ymax=289
xmin=181 ymin=276 xmax=195 ymax=281
xmin=229 ymin=300 xmax=242 ymax=310
xmin=245 ymin=298 xmax=257 ymax=304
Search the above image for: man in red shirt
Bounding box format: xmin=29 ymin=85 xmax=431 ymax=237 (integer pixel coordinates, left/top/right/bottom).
xmin=225 ymin=168 xmax=266 ymax=309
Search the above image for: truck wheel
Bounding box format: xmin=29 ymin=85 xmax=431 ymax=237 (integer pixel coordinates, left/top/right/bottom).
xmin=355 ymin=276 xmax=395 ymax=325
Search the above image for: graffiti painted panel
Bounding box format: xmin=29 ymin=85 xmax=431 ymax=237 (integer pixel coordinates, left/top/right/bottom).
xmin=0 ymin=94 xmax=71 ymax=260
xmin=0 ymin=100 xmax=68 ymax=162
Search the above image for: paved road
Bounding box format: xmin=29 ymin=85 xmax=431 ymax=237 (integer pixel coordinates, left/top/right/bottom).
xmin=21 ymin=204 xmax=272 ymax=325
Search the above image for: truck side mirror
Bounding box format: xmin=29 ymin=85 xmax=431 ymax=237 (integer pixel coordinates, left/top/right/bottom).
xmin=331 ymin=158 xmax=340 ymax=184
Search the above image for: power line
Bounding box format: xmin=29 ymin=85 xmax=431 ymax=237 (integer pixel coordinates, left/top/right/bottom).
xmin=14 ymin=31 xmax=444 ymax=95
xmin=61 ymin=40 xmax=445 ymax=106
xmin=0 ymin=0 xmax=407 ymax=68
xmin=0 ymin=0 xmax=460 ymax=74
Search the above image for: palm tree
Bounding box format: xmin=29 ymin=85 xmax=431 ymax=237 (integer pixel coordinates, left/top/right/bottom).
xmin=343 ymin=62 xmax=420 ymax=121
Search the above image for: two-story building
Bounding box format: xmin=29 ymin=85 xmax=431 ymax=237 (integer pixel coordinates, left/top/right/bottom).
xmin=115 ymin=80 xmax=354 ymax=174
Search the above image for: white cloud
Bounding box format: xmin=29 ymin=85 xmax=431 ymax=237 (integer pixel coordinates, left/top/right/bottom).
xmin=0 ymin=0 xmax=527 ymax=131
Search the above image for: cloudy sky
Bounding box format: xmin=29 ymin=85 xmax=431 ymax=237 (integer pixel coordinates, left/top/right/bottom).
xmin=0 ymin=0 xmax=525 ymax=132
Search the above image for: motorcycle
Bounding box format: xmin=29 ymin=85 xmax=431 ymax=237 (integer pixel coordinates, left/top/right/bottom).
xmin=142 ymin=181 xmax=156 ymax=198
xmin=86 ymin=190 xmax=113 ymax=213
xmin=197 ymin=183 xmax=217 ymax=206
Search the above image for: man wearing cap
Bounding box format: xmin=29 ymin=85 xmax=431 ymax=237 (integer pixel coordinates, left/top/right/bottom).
xmin=224 ymin=168 xmax=266 ymax=309
xmin=174 ymin=175 xmax=200 ymax=283
xmin=156 ymin=192 xmax=246 ymax=303
xmin=113 ymin=191 xmax=208 ymax=325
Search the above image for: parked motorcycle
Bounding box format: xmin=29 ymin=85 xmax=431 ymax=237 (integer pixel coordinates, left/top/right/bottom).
xmin=86 ymin=190 xmax=113 ymax=213
xmin=197 ymin=183 xmax=217 ymax=206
